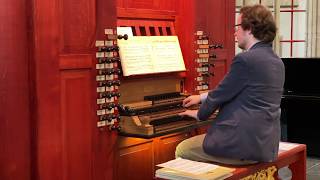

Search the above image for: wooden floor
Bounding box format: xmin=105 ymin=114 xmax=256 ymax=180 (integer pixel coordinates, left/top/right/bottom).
xmin=307 ymin=156 xmax=320 ymax=180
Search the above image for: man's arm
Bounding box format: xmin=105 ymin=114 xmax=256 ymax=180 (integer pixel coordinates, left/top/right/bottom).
xmin=197 ymin=56 xmax=248 ymax=121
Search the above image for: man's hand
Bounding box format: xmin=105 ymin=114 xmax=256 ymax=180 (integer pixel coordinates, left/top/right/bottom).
xmin=182 ymin=95 xmax=201 ymax=107
xmin=179 ymin=110 xmax=199 ymax=120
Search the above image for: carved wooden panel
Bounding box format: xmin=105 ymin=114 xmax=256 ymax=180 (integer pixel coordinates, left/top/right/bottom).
xmin=194 ymin=0 xmax=235 ymax=87
xmin=155 ymin=132 xmax=194 ymax=165
xmin=206 ymin=0 xmax=228 ymax=45
xmin=60 ymin=0 xmax=95 ymax=53
xmin=60 ymin=70 xmax=93 ymax=180
xmin=116 ymin=138 xmax=154 ymax=180
xmin=210 ymin=59 xmax=227 ymax=89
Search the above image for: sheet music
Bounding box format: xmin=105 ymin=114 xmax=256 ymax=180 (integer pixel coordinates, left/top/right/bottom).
xmin=118 ymin=42 xmax=154 ymax=75
xmin=118 ymin=36 xmax=186 ymax=76
xmin=151 ymin=39 xmax=185 ymax=72
xmin=157 ymin=158 xmax=218 ymax=175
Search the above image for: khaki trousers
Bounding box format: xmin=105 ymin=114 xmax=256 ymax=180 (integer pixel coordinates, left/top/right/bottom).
xmin=175 ymin=134 xmax=257 ymax=165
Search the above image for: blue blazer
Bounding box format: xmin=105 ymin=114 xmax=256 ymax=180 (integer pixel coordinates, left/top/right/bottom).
xmin=198 ymin=42 xmax=285 ymax=162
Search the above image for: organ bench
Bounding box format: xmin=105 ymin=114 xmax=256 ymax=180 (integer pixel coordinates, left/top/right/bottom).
xmin=156 ymin=143 xmax=306 ymax=180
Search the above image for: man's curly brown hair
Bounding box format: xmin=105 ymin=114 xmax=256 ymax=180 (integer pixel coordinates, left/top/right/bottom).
xmin=240 ymin=4 xmax=277 ymax=43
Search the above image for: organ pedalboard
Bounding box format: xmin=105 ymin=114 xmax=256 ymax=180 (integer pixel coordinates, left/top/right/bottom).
xmin=95 ymin=29 xmax=128 ymax=131
xmin=194 ymin=31 xmax=223 ymax=93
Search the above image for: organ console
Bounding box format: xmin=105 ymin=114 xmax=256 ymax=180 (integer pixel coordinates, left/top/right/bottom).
xmin=113 ymin=30 xmax=224 ymax=136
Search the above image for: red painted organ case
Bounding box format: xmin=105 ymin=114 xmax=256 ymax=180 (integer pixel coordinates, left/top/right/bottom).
xmin=0 ymin=0 xmax=235 ymax=180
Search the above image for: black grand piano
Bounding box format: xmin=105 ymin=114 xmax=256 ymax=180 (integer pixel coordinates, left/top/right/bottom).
xmin=281 ymin=58 xmax=320 ymax=157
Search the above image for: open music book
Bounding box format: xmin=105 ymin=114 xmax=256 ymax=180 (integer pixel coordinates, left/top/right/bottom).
xmin=117 ymin=36 xmax=186 ymax=76
xmin=155 ymin=158 xmax=234 ymax=180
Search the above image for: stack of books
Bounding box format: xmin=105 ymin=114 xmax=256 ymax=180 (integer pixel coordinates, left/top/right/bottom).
xmin=155 ymin=158 xmax=234 ymax=180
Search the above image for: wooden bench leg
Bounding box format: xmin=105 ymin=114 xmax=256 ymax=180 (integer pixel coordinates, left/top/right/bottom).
xmin=289 ymin=150 xmax=306 ymax=180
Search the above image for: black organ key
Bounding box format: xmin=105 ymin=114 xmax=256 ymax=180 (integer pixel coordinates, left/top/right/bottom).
xmin=201 ymin=72 xmax=214 ymax=77
xmin=99 ymin=68 xmax=121 ymax=75
xmin=105 ymin=81 xmax=114 ymax=87
xmin=198 ymin=35 xmax=209 ymax=40
xmin=112 ymin=80 xmax=121 ymax=86
xmin=103 ymin=69 xmax=113 ymax=75
xmin=97 ymin=57 xmax=114 ymax=64
xmin=107 ymin=103 xmax=116 ymax=109
xmin=111 ymin=125 xmax=121 ymax=132
xmin=113 ymin=69 xmax=121 ymax=75
xmin=118 ymin=105 xmax=135 ymax=115
xmin=100 ymin=115 xmax=109 ymax=121
xmin=98 ymin=80 xmax=120 ymax=87
xmin=111 ymin=57 xmax=121 ymax=63
xmin=100 ymin=114 xmax=113 ymax=122
xmin=98 ymin=57 xmax=106 ymax=63
xmin=209 ymin=44 xmax=223 ymax=49
xmin=201 ymin=64 xmax=210 ymax=67
xmin=117 ymin=104 xmax=125 ymax=111
xmin=98 ymin=81 xmax=113 ymax=87
xmin=209 ymin=54 xmax=217 ymax=58
xmin=99 ymin=45 xmax=119 ymax=52
xmin=100 ymin=92 xmax=120 ymax=98
xmin=100 ymin=103 xmax=116 ymax=110
xmin=105 ymin=58 xmax=113 ymax=63
xmin=112 ymin=92 xmax=121 ymax=98
xmin=112 ymin=114 xmax=121 ymax=121
xmin=201 ymin=63 xmax=215 ymax=67
xmin=99 ymin=92 xmax=113 ymax=99
xmin=117 ymin=34 xmax=128 ymax=40
xmin=98 ymin=69 xmax=107 ymax=75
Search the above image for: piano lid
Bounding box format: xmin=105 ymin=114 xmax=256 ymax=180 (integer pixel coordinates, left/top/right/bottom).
xmin=282 ymin=58 xmax=320 ymax=96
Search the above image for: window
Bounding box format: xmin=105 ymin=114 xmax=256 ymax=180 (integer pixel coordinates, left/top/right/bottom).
xmin=279 ymin=0 xmax=307 ymax=57
xmin=235 ymin=0 xmax=308 ymax=58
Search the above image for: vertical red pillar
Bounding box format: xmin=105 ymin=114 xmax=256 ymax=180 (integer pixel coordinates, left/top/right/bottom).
xmin=0 ymin=0 xmax=31 ymax=179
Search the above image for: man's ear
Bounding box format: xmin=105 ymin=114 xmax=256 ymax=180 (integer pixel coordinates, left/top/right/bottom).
xmin=247 ymin=28 xmax=254 ymax=36
xmin=244 ymin=29 xmax=252 ymax=35
xmin=247 ymin=28 xmax=253 ymax=35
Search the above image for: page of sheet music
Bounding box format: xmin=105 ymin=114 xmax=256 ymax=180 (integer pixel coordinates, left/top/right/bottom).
xmin=118 ymin=36 xmax=186 ymax=76
xmin=157 ymin=158 xmax=218 ymax=175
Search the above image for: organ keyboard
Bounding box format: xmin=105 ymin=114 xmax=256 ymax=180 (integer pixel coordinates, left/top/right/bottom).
xmin=119 ymin=92 xmax=201 ymax=136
